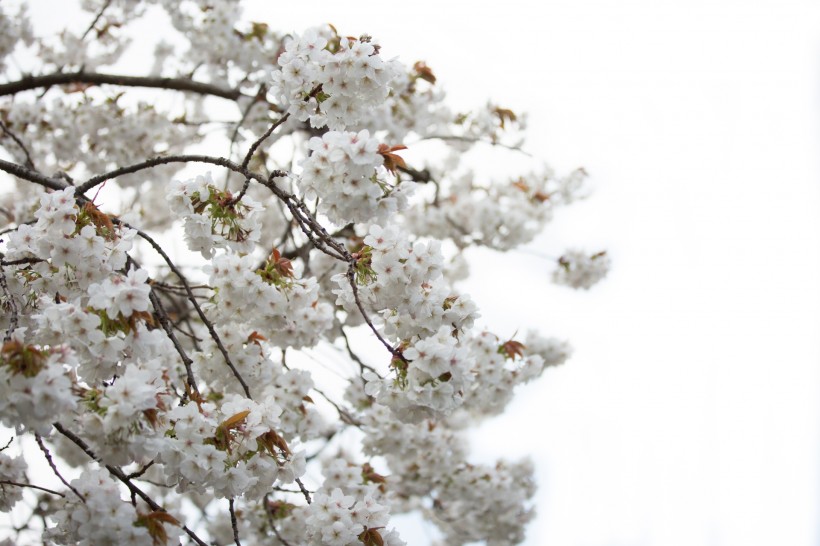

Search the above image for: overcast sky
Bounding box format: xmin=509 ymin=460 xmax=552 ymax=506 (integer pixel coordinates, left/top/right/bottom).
xmin=15 ymin=1 xmax=820 ymax=545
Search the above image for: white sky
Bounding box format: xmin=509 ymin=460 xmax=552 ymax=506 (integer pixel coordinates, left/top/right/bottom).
xmin=13 ymin=1 xmax=820 ymax=545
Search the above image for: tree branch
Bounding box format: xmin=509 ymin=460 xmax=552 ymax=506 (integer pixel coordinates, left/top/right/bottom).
xmin=0 ymin=71 xmax=244 ymax=101
xmin=229 ymin=498 xmax=243 ymax=546
xmin=0 ymin=157 xmax=68 ymax=191
xmin=34 ymin=434 xmax=84 ymax=502
xmin=0 ymin=480 xmax=65 ymax=498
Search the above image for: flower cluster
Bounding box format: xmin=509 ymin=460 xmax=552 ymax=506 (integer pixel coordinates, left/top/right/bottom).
xmin=0 ymin=8 xmax=608 ymax=545
xmin=1 ymin=98 xmax=197 ymax=190
xmin=45 ymin=468 xmax=180 ymax=546
xmin=553 ymin=249 xmax=611 ymax=289
xmin=205 ymin=252 xmax=334 ymax=349
xmin=333 ymin=225 xmax=479 ymax=418
xmin=74 ymin=357 xmax=172 ymax=466
xmin=405 ymin=169 xmax=589 ymax=251
xmin=2 ymin=187 xmax=136 ymax=308
xmin=271 ymin=26 xmax=400 ymax=130
xmin=0 ymin=452 xmax=26 ymax=512
xmin=303 ymin=485 xmax=403 ymax=546
xmin=168 ymin=173 xmax=263 ymax=258
xmin=427 ymin=459 xmax=536 ymax=545
xmin=158 ymin=394 xmax=304 ymax=499
xmin=0 ymin=3 xmax=32 ymax=72
xmin=0 ymin=336 xmax=78 ymax=435
xmin=298 ymin=130 xmax=414 ymax=225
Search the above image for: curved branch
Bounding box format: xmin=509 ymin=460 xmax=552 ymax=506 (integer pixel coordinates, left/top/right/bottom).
xmin=0 ymin=71 xmax=244 ymax=101
xmin=76 ymin=154 xmax=258 ymax=195
xmin=0 ymin=157 xmax=67 ymax=191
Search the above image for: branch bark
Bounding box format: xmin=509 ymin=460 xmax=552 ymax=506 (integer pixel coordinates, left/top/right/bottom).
xmin=0 ymin=71 xmax=244 ymax=101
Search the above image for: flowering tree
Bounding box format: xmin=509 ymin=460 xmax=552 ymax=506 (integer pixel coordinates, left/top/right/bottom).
xmin=0 ymin=1 xmax=610 ymax=545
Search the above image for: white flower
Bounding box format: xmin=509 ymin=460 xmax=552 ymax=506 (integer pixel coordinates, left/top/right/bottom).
xmin=553 ymin=249 xmax=611 ymax=289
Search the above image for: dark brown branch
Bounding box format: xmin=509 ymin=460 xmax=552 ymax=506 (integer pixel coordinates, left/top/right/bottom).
xmin=229 ymin=498 xmax=243 ymax=546
xmin=0 ymin=157 xmax=67 ymax=191
xmin=76 ymin=154 xmax=257 ymax=195
xmin=0 ymin=71 xmax=243 ymax=101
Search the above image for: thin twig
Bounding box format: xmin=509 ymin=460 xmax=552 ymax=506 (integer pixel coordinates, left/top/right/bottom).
xmin=34 ymin=434 xmax=84 ymax=502
xmin=311 ymin=386 xmax=362 ymax=428
xmin=229 ymin=498 xmax=243 ymax=546
xmin=241 ymin=114 xmax=290 ymax=171
xmin=346 ymin=265 xmax=408 ymax=365
xmin=148 ymin=288 xmax=200 ymax=395
xmin=264 ymin=494 xmax=294 ymax=546
xmin=0 ymin=480 xmax=65 ymax=498
xmin=224 ymin=84 xmax=267 ymax=185
xmin=339 ymin=326 xmax=379 ymax=377
xmin=128 ymin=224 xmax=250 ymax=398
xmin=0 ymin=121 xmax=36 ymax=170
xmin=231 ymin=113 xmax=291 ymax=204
xmin=125 ymin=460 xmax=155 ymax=480
xmin=79 ymin=0 xmax=112 ymax=41
xmin=294 ymin=477 xmax=312 ymax=505
xmin=416 ymin=134 xmax=534 ymax=157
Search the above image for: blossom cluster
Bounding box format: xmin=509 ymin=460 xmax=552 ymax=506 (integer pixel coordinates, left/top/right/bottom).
xmin=44 ymin=468 xmax=180 ymax=546
xmin=0 ymin=335 xmax=78 ymax=436
xmin=297 ymin=130 xmax=415 ymax=225
xmin=405 ymin=169 xmax=590 ymax=251
xmin=459 ymin=330 xmax=570 ymax=418
xmin=0 ymin=452 xmax=26 ymax=512
xmin=553 ymin=249 xmax=612 ymax=290
xmin=3 ymin=187 xmax=135 ymax=299
xmin=333 ymin=225 xmax=479 ymax=418
xmin=271 ymin=27 xmax=400 ymax=130
xmin=0 ymin=7 xmax=609 ymax=545
xmin=303 ymin=484 xmax=403 ymax=546
xmin=168 ymin=173 xmax=263 ymax=258
xmin=0 ymin=4 xmax=32 ymax=72
xmin=205 ymin=252 xmax=334 ymax=350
